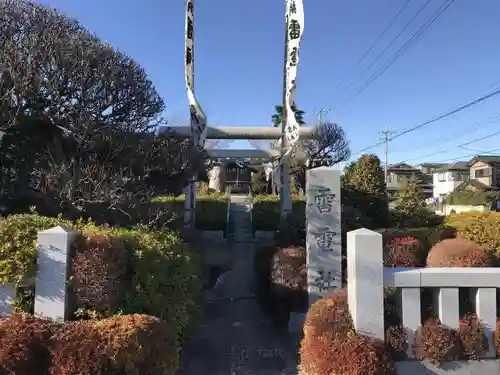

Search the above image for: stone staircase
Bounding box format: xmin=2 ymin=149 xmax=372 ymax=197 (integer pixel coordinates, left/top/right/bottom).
xmin=227 ymin=194 xmax=253 ymax=243
xmin=178 ymin=191 xmax=300 ymax=375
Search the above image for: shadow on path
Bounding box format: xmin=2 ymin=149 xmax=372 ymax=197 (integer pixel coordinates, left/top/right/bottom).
xmin=178 ymin=241 xmax=300 ymax=375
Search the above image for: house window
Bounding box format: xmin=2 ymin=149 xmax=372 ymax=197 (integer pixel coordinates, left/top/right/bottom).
xmin=474 ymin=168 xmax=490 ymax=178
xmin=438 ymin=173 xmax=446 ymax=182
xmin=451 ymin=172 xmax=467 ymax=181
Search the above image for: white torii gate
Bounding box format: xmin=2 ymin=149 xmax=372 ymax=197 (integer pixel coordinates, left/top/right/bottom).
xmin=161 ymin=0 xmax=307 ymax=229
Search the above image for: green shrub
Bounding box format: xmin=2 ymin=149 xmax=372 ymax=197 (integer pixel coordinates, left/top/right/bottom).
xmin=445 ymin=212 xmax=500 ymax=252
xmin=0 ymin=214 xmax=202 ymax=344
xmin=151 ymin=193 xmax=228 ymax=230
xmin=252 ymin=195 xmax=304 ymax=231
xmin=444 ymin=190 xmax=500 ymax=206
xmin=0 ymin=213 xmax=72 ymax=285
xmin=116 ymin=226 xmax=202 ymax=342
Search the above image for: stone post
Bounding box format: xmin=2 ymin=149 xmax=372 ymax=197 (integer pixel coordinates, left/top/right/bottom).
xmin=306 ymin=167 xmax=342 ymax=304
xmin=346 ymin=228 xmax=385 ymax=341
xmin=0 ymin=284 xmax=15 ymax=316
xmin=35 ymin=226 xmax=76 ymax=321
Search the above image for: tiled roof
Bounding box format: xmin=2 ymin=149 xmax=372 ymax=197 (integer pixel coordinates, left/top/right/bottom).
xmin=469 ymin=155 xmax=500 ymax=165
xmin=434 ymin=161 xmax=469 ymax=172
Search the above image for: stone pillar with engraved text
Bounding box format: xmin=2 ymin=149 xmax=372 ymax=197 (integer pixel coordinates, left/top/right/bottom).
xmin=306 ymin=166 xmax=342 ymax=305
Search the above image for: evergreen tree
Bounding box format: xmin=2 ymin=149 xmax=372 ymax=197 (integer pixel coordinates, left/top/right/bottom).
xmin=394 ymin=178 xmax=435 ymax=227
xmin=342 ymin=154 xmax=389 ymax=227
xmin=271 ymin=104 xmax=306 ymax=127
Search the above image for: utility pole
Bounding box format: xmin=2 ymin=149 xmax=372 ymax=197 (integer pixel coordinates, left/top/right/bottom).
xmin=380 ymin=128 xmax=396 ymax=182
xmin=315 ymin=108 xmax=331 ymax=126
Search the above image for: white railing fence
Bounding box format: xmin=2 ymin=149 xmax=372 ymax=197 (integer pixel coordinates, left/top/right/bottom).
xmin=0 ymin=226 xmax=74 ymax=321
xmin=347 ymin=228 xmax=499 ymax=359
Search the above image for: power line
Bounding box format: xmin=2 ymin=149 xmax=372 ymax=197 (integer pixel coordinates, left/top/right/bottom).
xmin=345 ymin=0 xmax=456 ymax=105
xmin=347 ymin=0 xmax=430 ymax=92
xmin=430 ymin=148 xmax=500 ymax=163
xmin=355 ymin=0 xmax=413 ymax=67
xmin=390 ymin=111 xmax=500 ymax=153
xmin=401 ymin=128 xmax=500 ymax=163
xmin=352 ymin=86 xmax=500 ymax=156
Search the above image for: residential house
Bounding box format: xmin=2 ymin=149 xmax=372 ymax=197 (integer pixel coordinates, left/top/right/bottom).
xmin=386 ymin=163 xmax=433 ymax=199
xmin=432 ymin=161 xmax=469 ymax=202
xmin=414 ymin=162 xmax=448 ymax=175
xmin=468 ymin=155 xmax=500 ymax=188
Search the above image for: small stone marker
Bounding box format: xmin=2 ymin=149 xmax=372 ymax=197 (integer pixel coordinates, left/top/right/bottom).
xmin=35 ymin=226 xmax=76 ymax=321
xmin=306 ymin=166 xmax=342 ymax=305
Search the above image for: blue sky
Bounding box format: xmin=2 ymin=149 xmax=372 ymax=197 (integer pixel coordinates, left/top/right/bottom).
xmin=37 ymin=0 xmax=500 ymax=165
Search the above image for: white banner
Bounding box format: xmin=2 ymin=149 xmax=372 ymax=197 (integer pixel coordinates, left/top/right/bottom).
xmin=283 ymin=0 xmax=304 ymax=156
xmin=185 ymin=0 xmax=207 ymax=150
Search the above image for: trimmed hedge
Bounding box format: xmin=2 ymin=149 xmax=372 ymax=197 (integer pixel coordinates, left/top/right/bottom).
xmin=151 ymin=193 xmax=228 ymax=231
xmin=426 ymin=238 xmax=497 ymax=267
xmin=252 ymin=195 xmax=305 ymax=232
xmin=300 ymin=226 xmax=500 ymax=371
xmin=0 ymin=313 xmax=178 ymax=375
xmin=445 ymin=212 xmax=500 ymax=252
xmin=0 ymin=213 xmax=202 ymax=343
xmin=300 ymin=289 xmax=492 ymax=372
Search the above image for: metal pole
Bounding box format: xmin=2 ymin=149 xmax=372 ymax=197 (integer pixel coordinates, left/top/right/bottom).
xmin=315 ymin=108 xmax=331 ymax=126
xmin=380 ymin=128 xmax=395 ymax=183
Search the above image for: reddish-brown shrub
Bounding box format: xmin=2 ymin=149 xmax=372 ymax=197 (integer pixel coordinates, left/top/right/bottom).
xmin=493 ymin=318 xmax=500 ymax=356
xmin=300 ymin=333 xmax=395 ymax=375
xmin=303 ymin=288 xmax=352 ymax=341
xmin=458 ymin=314 xmax=488 ymax=360
xmin=269 ymin=246 xmax=307 ymax=308
xmin=71 ymin=232 xmax=129 ymax=316
xmin=49 ymin=321 xmax=109 ymax=375
xmin=414 ymin=318 xmax=461 ymax=365
xmin=384 ymin=236 xmax=425 ymax=267
xmin=385 ymin=325 xmax=408 ymax=361
xmin=426 ymin=238 xmax=496 ymax=267
xmin=0 ymin=314 xmax=54 ymax=375
xmin=91 ymin=314 xmax=179 ymax=375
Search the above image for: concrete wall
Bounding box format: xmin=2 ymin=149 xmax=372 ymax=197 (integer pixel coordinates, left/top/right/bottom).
xmin=441 ymin=204 xmax=488 ymax=215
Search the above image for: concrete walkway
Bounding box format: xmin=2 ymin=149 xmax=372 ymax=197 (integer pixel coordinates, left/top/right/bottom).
xmin=178 ymin=197 xmax=299 ymax=375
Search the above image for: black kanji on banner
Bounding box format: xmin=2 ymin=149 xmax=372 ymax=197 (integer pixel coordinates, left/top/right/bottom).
xmin=289 ymin=1 xmax=297 ymax=13
xmin=186 ymin=47 xmax=193 ymax=65
xmin=187 ymin=18 xmax=193 ymax=39
xmin=289 ymin=47 xmax=298 ymax=67
xmin=288 ymin=19 xmax=301 ymax=40
xmin=189 ymin=105 xmax=200 ymax=125
xmin=187 ymin=1 xmax=193 ymax=13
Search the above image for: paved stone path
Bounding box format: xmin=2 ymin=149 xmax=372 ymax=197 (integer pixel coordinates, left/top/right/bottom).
xmin=178 ymin=197 xmax=300 ymax=375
